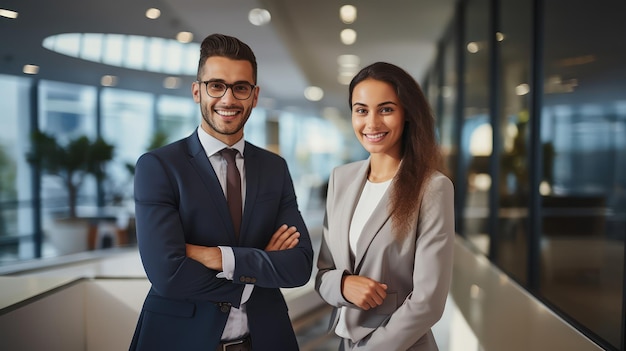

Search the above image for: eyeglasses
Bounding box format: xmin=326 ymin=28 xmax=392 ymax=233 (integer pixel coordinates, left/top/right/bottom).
xmin=197 ymin=80 xmax=256 ymax=100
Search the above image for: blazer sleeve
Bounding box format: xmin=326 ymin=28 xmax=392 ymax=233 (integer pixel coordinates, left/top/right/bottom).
xmin=357 ymin=174 xmax=455 ymax=350
xmin=134 ymin=152 xmax=242 ymax=301
xmin=230 ymin=157 xmax=314 ymax=288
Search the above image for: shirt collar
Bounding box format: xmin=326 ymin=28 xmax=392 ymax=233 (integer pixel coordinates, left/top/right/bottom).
xmin=197 ymin=126 xmax=245 ymax=157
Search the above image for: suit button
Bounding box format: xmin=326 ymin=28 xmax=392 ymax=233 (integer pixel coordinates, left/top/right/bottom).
xmin=239 ymin=276 xmax=246 ymax=283
xmin=219 ymin=303 xmax=231 ymax=313
xmin=244 ymin=277 xmax=252 ymax=283
xmin=250 ymin=278 xmax=257 ymax=284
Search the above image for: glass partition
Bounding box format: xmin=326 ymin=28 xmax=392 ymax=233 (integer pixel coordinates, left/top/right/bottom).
xmin=462 ymin=0 xmax=492 ymax=255
xmin=540 ymin=1 xmax=626 ymax=347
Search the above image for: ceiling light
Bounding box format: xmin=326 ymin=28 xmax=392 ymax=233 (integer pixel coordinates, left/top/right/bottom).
xmin=466 ymin=42 xmax=479 ymax=53
xmin=337 ymin=54 xmax=360 ymax=68
xmin=337 ymin=55 xmax=360 ymax=85
xmin=176 ymin=31 xmax=193 ymax=43
xmin=337 ymin=73 xmax=354 ymax=85
xmin=101 ymin=75 xmax=118 ymax=86
xmin=145 ymin=8 xmax=161 ymax=20
xmin=340 ymin=29 xmax=357 ymax=45
xmin=248 ymin=8 xmax=271 ymax=26
xmin=23 ymin=64 xmax=39 ymax=75
xmin=340 ymin=5 xmax=357 ymax=24
xmin=495 ymin=32 xmax=505 ymax=42
xmin=163 ymin=77 xmax=181 ymax=89
xmin=0 ymin=8 xmax=18 ymax=19
xmin=304 ymin=86 xmax=324 ymax=101
xmin=515 ymin=83 xmax=530 ymax=96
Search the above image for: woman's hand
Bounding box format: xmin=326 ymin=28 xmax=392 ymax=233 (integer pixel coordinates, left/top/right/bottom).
xmin=342 ymin=275 xmax=388 ymax=310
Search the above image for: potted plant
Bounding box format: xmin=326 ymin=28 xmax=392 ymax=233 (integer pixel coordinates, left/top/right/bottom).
xmin=28 ymin=130 xmax=115 ymax=254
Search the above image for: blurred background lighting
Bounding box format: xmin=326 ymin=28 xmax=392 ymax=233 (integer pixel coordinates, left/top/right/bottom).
xmin=304 ymin=86 xmax=324 ymax=101
xmin=340 ymin=29 xmax=357 ymax=45
xmin=340 ymin=5 xmax=357 ymax=24
xmin=248 ymin=8 xmax=271 ymax=26
xmin=145 ymin=8 xmax=160 ymax=19
xmin=23 ymin=64 xmax=39 ymax=75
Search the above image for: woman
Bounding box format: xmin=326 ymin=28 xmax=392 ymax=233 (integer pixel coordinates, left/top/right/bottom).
xmin=315 ymin=62 xmax=455 ymax=350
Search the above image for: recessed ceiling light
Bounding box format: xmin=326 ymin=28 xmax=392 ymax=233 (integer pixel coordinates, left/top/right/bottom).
xmin=248 ymin=8 xmax=271 ymax=26
xmin=515 ymin=83 xmax=530 ymax=96
xmin=101 ymin=75 xmax=118 ymax=86
xmin=0 ymin=9 xmax=18 ymax=19
xmin=163 ymin=77 xmax=181 ymax=89
xmin=176 ymin=31 xmax=193 ymax=43
xmin=340 ymin=29 xmax=357 ymax=45
xmin=23 ymin=65 xmax=39 ymax=75
xmin=337 ymin=72 xmax=354 ymax=85
xmin=337 ymin=54 xmax=360 ymax=68
xmin=304 ymin=86 xmax=324 ymax=101
xmin=467 ymin=42 xmax=479 ymax=53
xmin=340 ymin=5 xmax=357 ymax=24
xmin=145 ymin=8 xmax=161 ymax=20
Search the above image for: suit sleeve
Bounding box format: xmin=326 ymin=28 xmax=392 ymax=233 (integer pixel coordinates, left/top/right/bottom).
xmin=357 ymin=175 xmax=455 ymax=350
xmin=315 ymin=169 xmax=351 ymax=307
xmin=134 ymin=152 xmax=243 ymax=301
xmin=230 ymin=158 xmax=314 ymax=288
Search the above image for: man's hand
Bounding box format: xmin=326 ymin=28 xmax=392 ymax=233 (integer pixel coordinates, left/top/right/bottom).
xmin=185 ymin=244 xmax=223 ymax=271
xmin=185 ymin=224 xmax=298 ymax=270
xmin=265 ymin=224 xmax=300 ymax=251
xmin=341 ymin=275 xmax=388 ymax=310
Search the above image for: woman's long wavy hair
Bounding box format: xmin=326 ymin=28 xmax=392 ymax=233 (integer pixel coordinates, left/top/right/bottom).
xmin=349 ymin=62 xmax=444 ymax=234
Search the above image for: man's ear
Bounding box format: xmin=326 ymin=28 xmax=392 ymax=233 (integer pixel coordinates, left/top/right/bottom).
xmin=192 ymin=81 xmax=201 ymax=103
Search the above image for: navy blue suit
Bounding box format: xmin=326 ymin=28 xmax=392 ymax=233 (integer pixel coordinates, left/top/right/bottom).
xmin=130 ymin=131 xmax=313 ymax=350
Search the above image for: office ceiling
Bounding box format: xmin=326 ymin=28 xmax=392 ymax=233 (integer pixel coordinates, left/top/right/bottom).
xmin=0 ymin=0 xmax=456 ymax=118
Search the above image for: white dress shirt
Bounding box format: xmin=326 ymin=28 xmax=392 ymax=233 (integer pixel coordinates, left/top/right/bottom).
xmin=197 ymin=127 xmax=252 ymax=341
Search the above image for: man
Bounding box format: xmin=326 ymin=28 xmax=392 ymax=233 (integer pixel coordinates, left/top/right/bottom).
xmin=130 ymin=33 xmax=313 ymax=351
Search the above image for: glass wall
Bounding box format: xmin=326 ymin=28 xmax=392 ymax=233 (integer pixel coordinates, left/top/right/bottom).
xmin=0 ymin=73 xmax=357 ymax=264
xmin=433 ymin=0 xmax=626 ymax=349
xmin=462 ymin=0 xmax=492 ymax=256
xmin=540 ymin=0 xmax=626 ymax=347
xmin=0 ymin=75 xmax=33 ymax=261
xmin=495 ymin=0 xmax=533 ymax=284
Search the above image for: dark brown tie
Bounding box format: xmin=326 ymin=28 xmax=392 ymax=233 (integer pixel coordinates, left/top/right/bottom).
xmin=220 ymin=148 xmax=242 ymax=240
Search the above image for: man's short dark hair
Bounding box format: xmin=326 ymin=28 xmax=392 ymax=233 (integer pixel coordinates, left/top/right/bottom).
xmin=197 ymin=33 xmax=257 ymax=83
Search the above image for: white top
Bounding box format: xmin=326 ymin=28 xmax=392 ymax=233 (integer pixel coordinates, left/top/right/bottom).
xmin=348 ymin=179 xmax=392 ymax=256
xmin=336 ymin=178 xmax=391 ymax=339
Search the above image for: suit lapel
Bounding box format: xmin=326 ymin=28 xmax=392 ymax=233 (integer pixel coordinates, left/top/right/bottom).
xmin=185 ymin=132 xmax=236 ymax=244
xmin=240 ymin=142 xmax=257 ymax=242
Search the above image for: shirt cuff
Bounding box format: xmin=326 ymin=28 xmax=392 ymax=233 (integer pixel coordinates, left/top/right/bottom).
xmin=217 ymin=246 xmax=235 ymax=280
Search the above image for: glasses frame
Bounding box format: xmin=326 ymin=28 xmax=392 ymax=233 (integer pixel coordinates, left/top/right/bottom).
xmin=197 ymin=80 xmax=256 ymax=100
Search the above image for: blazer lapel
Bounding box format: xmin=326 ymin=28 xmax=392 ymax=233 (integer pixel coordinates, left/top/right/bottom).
xmin=185 ymin=132 xmax=235 ymax=244
xmin=354 ymin=189 xmax=392 ymax=272
xmin=336 ymin=160 xmax=369 ymax=271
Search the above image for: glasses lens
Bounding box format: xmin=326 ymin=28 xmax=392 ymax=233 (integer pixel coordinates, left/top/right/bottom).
xmin=232 ymin=84 xmax=253 ymax=99
xmin=206 ymin=82 xmax=227 ymax=98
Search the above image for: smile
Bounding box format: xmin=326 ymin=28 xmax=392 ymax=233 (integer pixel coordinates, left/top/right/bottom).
xmin=363 ymin=132 xmax=388 ymax=142
xmin=215 ymin=109 xmax=240 ymax=117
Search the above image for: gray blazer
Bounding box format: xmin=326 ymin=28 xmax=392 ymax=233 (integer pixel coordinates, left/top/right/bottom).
xmin=315 ymin=159 xmax=455 ymax=351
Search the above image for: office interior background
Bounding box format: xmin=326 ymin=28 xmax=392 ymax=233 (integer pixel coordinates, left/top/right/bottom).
xmin=1 ymin=0 xmax=625 ymax=350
